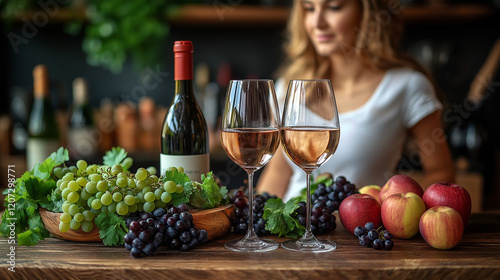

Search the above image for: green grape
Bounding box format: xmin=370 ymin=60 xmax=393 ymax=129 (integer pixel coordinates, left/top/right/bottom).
xmin=107 ymin=180 xmax=116 ymax=188
xmin=146 ymin=166 xmax=157 ymax=176
xmin=146 ymin=177 xmax=154 ymax=186
xmin=163 ymin=181 xmax=177 ymax=193
xmin=74 ymin=213 xmax=84 ymax=223
xmin=128 ymin=203 xmax=138 ymax=213
xmin=154 ymin=188 xmax=163 ymax=200
xmin=116 ymin=178 xmax=128 ymax=188
xmin=144 ymin=192 xmax=155 ymax=202
xmin=113 ymin=192 xmax=123 ymax=202
xmin=161 ymin=192 xmax=172 ymax=203
xmin=135 ymin=168 xmax=148 ymax=181
xmin=127 ymin=179 xmax=136 ymax=188
xmin=59 ymin=221 xmax=70 ymax=233
xmin=143 ymin=201 xmax=155 ymax=213
xmin=59 ymin=181 xmax=68 ymax=191
xmin=90 ymin=208 xmax=99 ymax=215
xmin=108 ymin=201 xmax=117 ymax=213
xmin=124 ymin=195 xmax=135 ymax=206
xmin=70 ymin=219 xmax=81 ymax=230
xmin=96 ymin=181 xmax=108 ymax=192
xmin=61 ymin=167 xmax=70 ymax=175
xmin=68 ymin=204 xmax=80 ymax=216
xmin=87 ymin=196 xmax=96 ymax=208
xmin=68 ymin=181 xmax=80 ymax=192
xmin=69 ymin=166 xmax=78 ymax=173
xmin=116 ymin=201 xmax=129 ymax=216
xmin=176 ymin=184 xmax=184 ymax=193
xmin=81 ymin=221 xmax=93 ymax=232
xmin=150 ymin=175 xmax=159 ymax=183
xmin=96 ymin=191 xmax=104 ymax=199
xmin=142 ymin=186 xmax=152 ymax=194
xmin=91 ymin=199 xmax=103 ymax=210
xmin=86 ymin=164 xmax=98 ymax=174
xmin=136 ymin=180 xmax=147 ymax=189
xmin=62 ymin=188 xmax=71 ymax=200
xmin=56 ymin=179 xmax=63 ymax=188
xmin=62 ymin=173 xmax=74 ymax=182
xmin=76 ymin=159 xmax=88 ymax=171
xmin=136 ymin=192 xmax=145 ymax=202
xmin=90 ymin=173 xmax=102 ymax=182
xmin=82 ymin=210 xmax=94 ymax=221
xmin=101 ymin=192 xmax=113 ymax=206
xmin=101 ymin=205 xmax=109 ymax=214
xmin=117 ymin=172 xmax=128 ymax=179
xmin=62 ymin=202 xmax=71 ymax=213
xmin=76 ymin=197 xmax=86 ymax=207
xmin=76 ymin=177 xmax=87 ymax=187
xmin=177 ymin=166 xmax=185 ymax=173
xmin=60 ymin=213 xmax=72 ymax=223
xmin=67 ymin=192 xmax=80 ymax=203
xmin=80 ymin=189 xmax=91 ymax=200
xmin=85 ymin=181 xmax=98 ymax=194
xmin=155 ymin=200 xmax=166 ymax=209
xmin=53 ymin=167 xmax=63 ymax=179
xmin=111 ymin=164 xmax=123 ymax=175
xmin=167 ymin=167 xmax=178 ymax=173
xmin=121 ymin=157 xmax=133 ymax=170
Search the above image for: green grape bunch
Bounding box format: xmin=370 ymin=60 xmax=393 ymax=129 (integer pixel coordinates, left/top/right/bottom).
xmin=54 ymin=159 xmax=183 ymax=234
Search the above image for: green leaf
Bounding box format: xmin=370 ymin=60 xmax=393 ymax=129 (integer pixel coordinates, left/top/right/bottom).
xmin=49 ymin=147 xmax=69 ymax=166
xmin=17 ymin=227 xmax=49 ymax=246
xmin=263 ymin=198 xmax=304 ymax=238
xmin=94 ymin=212 xmax=127 ymax=246
xmin=103 ymin=147 xmax=127 ymax=167
xmin=33 ymin=147 xmax=69 ymax=179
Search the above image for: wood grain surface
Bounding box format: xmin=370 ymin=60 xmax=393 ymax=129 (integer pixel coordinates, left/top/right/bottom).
xmin=1 ymin=213 xmax=499 ymax=280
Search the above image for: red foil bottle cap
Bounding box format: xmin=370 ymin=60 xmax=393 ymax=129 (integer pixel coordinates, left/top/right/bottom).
xmin=174 ymin=41 xmax=193 ymax=81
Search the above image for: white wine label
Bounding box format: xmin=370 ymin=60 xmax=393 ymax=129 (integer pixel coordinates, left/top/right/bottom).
xmin=26 ymin=138 xmax=60 ymax=170
xmin=160 ymin=153 xmax=210 ymax=182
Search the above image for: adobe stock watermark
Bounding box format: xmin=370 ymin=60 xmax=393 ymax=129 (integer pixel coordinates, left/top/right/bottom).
xmin=8 ymin=0 xmax=72 ymax=54
xmin=5 ymin=165 xmax=17 ymax=273
xmin=212 ymin=0 xmax=243 ymax=21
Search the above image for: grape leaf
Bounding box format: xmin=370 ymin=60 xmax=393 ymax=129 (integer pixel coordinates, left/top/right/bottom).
xmin=95 ymin=212 xmax=127 ymax=246
xmin=263 ymin=198 xmax=304 ymax=238
xmin=33 ymin=147 xmax=69 ymax=179
xmin=17 ymin=227 xmax=49 ymax=246
xmin=103 ymin=147 xmax=127 ymax=167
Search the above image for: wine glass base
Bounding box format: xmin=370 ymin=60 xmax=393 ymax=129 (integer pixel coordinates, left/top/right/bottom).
xmin=225 ymin=238 xmax=279 ymax=252
xmin=281 ymin=239 xmax=336 ymax=253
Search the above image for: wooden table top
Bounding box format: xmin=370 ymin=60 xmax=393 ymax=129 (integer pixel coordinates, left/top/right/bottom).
xmin=1 ymin=212 xmax=500 ymax=280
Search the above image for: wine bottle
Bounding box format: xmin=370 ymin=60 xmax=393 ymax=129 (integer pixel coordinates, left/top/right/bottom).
xmin=26 ymin=65 xmax=60 ymax=170
xmin=68 ymin=77 xmax=98 ymax=159
xmin=160 ymin=41 xmax=210 ymax=181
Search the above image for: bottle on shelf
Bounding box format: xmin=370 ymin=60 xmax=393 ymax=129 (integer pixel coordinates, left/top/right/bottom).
xmin=138 ymin=96 xmax=159 ymax=152
xmin=160 ymin=41 xmax=210 ymax=181
xmin=26 ymin=64 xmax=60 ymax=170
xmin=67 ymin=77 xmax=98 ymax=160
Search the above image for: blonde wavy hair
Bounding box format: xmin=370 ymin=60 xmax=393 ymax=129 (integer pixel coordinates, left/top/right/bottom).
xmin=277 ymin=0 xmax=442 ymax=101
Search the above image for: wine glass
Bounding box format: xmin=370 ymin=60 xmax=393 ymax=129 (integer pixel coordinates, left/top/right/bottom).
xmin=280 ymin=79 xmax=340 ymax=253
xmin=220 ymin=79 xmax=281 ymax=252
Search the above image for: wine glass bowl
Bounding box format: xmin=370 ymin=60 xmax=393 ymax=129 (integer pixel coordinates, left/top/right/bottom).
xmin=280 ymin=79 xmax=340 ymax=253
xmin=220 ymin=79 xmax=280 ymax=252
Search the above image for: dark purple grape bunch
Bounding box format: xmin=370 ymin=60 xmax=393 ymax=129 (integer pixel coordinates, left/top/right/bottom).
xmin=294 ymin=200 xmax=337 ymax=235
xmin=231 ymin=190 xmax=276 ymax=236
xmin=312 ymin=176 xmax=357 ymax=213
xmin=354 ymin=222 xmax=394 ymax=250
xmin=124 ymin=204 xmax=208 ymax=258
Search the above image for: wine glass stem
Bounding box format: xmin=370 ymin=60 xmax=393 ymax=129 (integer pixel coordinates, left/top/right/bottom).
xmin=305 ymin=171 xmax=313 ymax=238
xmin=245 ymin=171 xmax=258 ymax=239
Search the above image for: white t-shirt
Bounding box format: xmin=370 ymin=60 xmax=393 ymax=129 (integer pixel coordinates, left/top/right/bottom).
xmin=276 ymin=68 xmax=442 ymax=202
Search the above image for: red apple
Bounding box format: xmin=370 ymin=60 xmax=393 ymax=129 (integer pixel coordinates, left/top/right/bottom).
xmin=379 ymin=175 xmax=423 ymax=203
xmin=422 ymin=182 xmax=472 ymax=225
xmin=381 ymin=192 xmax=426 ymax=239
xmin=419 ymin=206 xmax=464 ymax=249
xmin=338 ymin=194 xmax=382 ymax=235
xmin=358 ymin=185 xmax=382 ymax=204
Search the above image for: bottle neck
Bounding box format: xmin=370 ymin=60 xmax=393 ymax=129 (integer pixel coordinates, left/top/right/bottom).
xmin=174 ymin=51 xmax=193 ymax=81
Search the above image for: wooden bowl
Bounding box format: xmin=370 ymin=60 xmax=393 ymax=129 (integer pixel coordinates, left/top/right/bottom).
xmin=39 ymin=204 xmax=234 ymax=243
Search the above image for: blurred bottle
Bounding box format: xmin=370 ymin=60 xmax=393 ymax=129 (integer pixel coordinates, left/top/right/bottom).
xmin=26 ymin=65 xmax=60 ymax=170
xmin=114 ymin=102 xmax=138 ymax=152
xmin=67 ymin=78 xmax=99 ymax=160
xmin=97 ymin=98 xmax=115 ymax=153
xmin=138 ymin=97 xmax=159 ymax=152
xmin=9 ymin=87 xmax=30 ymax=155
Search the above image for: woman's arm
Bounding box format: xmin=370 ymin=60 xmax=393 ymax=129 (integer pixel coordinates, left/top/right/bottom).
xmin=256 ymin=146 xmax=293 ymax=198
xmin=409 ymin=110 xmax=455 ymax=188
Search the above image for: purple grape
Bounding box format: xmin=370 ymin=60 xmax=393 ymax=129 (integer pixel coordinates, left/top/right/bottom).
xmin=130 ymin=247 xmax=142 ymax=258
xmin=367 ymin=229 xmax=379 ymax=241
xmin=129 ymin=221 xmax=141 ymax=232
xmin=384 ymin=239 xmax=394 ymax=250
xmin=364 ymin=222 xmax=375 ymax=231
xmin=373 ymin=239 xmax=384 ymax=250
xmin=354 ymin=226 xmax=365 ymax=237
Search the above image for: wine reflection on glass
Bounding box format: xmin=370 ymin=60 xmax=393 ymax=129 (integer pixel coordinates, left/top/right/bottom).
xmin=220 ymin=79 xmax=281 ymax=252
xmin=280 ymin=79 xmax=340 ymax=253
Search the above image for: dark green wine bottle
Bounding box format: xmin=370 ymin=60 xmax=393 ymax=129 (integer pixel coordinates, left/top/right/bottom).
xmin=160 ymin=41 xmax=209 ymax=181
xmin=26 ymin=65 xmax=60 ymax=170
